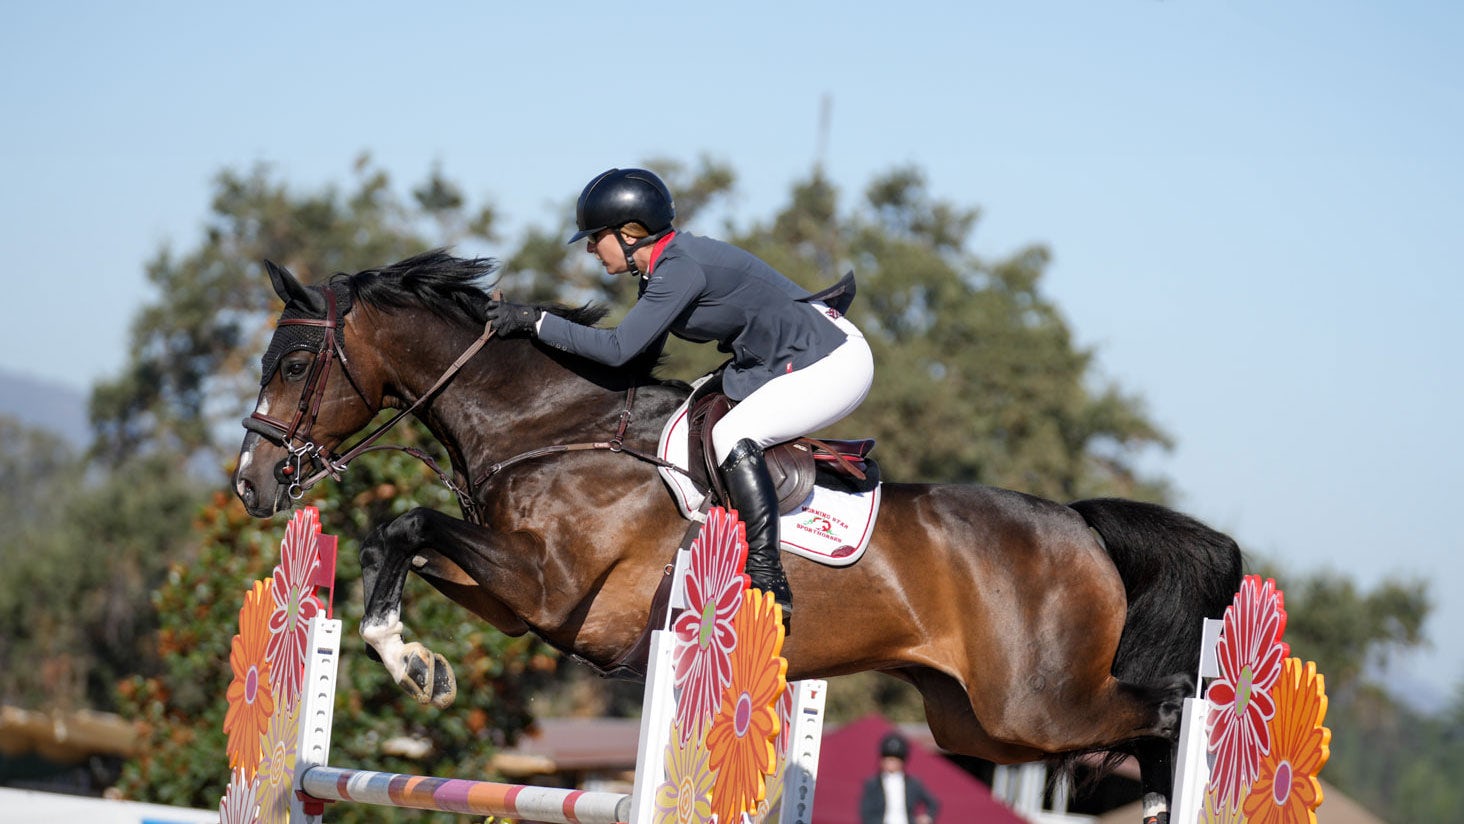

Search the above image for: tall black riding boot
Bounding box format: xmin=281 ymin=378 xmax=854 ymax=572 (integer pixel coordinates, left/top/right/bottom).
xmin=719 ymin=439 xmax=794 ymax=634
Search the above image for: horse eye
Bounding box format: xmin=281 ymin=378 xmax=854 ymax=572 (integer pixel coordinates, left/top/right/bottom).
xmin=282 ymin=355 xmax=311 ymax=381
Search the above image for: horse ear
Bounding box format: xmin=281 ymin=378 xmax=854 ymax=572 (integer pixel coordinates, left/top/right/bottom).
xmin=265 ymin=260 xmax=326 ymax=314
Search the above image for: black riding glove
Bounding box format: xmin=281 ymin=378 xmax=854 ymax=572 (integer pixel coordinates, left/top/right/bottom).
xmin=486 ymin=299 xmax=542 ymax=337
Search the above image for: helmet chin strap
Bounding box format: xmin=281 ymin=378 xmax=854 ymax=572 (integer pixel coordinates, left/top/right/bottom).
xmin=614 ymin=227 xmax=672 ymax=280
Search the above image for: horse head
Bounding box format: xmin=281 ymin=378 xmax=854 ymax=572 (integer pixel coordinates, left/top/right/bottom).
xmin=234 ymin=260 xmax=382 ymax=517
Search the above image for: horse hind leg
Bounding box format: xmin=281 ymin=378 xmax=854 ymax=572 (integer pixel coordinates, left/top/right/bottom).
xmin=358 ymin=515 xmax=459 ymax=709
xmin=1132 ymin=736 xmax=1178 ymax=824
xmin=1093 ymin=673 xmax=1191 ymax=824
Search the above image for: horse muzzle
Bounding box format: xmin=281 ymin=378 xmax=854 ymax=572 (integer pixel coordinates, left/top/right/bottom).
xmin=235 ymin=425 xmax=305 ymax=517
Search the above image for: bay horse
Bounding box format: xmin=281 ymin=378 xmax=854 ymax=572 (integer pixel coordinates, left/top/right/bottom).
xmin=234 ymin=250 xmax=1241 ymax=822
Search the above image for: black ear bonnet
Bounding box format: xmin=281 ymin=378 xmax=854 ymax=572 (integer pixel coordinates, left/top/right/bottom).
xmin=260 ymin=280 xmax=354 ymax=386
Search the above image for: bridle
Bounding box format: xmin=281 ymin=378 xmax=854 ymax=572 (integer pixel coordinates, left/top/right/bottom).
xmin=244 ymin=286 xmax=495 ymax=511
xmin=244 ymin=288 xmax=351 ymax=487
xmin=242 ymin=286 xmax=687 ymax=522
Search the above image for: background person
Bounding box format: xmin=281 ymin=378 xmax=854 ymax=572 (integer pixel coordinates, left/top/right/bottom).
xmin=860 ymin=731 xmax=940 ymax=824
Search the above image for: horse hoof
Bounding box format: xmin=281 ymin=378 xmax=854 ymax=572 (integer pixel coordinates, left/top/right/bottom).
xmin=428 ymin=652 xmax=457 ymax=710
xmin=395 ymin=643 xmax=458 ymax=708
xmin=398 ymin=650 xmax=434 ymax=705
xmin=393 ymin=643 xmax=441 ymax=705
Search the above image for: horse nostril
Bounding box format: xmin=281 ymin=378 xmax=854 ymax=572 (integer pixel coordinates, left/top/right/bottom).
xmin=238 ymin=478 xmax=256 ymax=510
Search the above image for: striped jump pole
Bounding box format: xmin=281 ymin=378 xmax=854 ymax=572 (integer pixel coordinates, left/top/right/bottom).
xmin=297 ymin=764 xmax=631 ymax=823
xmin=291 ymin=616 xmax=631 ymax=823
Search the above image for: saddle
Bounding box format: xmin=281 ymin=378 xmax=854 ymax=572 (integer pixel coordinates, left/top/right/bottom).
xmin=686 ymin=382 xmax=877 ymax=515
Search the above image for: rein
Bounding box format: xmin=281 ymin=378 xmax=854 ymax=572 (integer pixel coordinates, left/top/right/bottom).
xmin=292 ymin=317 xmax=498 ymax=513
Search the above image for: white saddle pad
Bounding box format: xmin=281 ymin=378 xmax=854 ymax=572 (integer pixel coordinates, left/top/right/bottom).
xmin=655 ymin=395 xmax=879 ymax=567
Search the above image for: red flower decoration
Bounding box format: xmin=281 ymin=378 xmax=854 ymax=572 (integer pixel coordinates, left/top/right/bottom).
xmin=672 ymin=507 xmax=748 ymax=742
xmin=775 ymin=683 xmax=795 ymax=757
xmin=1205 ymin=575 xmax=1289 ymax=809
xmin=266 ymin=507 xmax=323 ymax=709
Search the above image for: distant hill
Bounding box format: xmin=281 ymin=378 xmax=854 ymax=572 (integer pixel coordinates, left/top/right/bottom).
xmin=0 ymin=368 xmax=90 ymax=446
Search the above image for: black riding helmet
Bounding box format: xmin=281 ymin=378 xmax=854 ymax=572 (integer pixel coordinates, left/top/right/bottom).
xmin=879 ymin=732 xmax=909 ymax=761
xmin=568 ymin=168 xmax=675 ymax=243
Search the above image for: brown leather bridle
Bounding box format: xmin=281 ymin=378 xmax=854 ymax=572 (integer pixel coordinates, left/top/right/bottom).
xmin=244 ymin=286 xmax=495 ymax=511
xmin=244 ymin=288 xmax=351 ymax=476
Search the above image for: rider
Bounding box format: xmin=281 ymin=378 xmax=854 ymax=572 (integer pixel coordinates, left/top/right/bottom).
xmin=485 ymin=168 xmax=874 ymax=632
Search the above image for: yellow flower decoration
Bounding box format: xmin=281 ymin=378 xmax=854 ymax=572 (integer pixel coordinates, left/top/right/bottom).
xmin=706 ymin=588 xmax=787 ymax=824
xmin=256 ymin=697 xmax=300 ymax=824
xmin=654 ymin=720 xmax=716 ymax=824
xmin=223 ymin=579 xmax=275 ymax=778
xmin=1200 ymin=785 xmax=1247 ymax=824
xmin=1242 ymin=658 xmax=1330 ymax=824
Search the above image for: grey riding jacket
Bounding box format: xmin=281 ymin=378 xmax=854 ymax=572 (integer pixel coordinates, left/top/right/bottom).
xmin=537 ymin=231 xmax=854 ymax=400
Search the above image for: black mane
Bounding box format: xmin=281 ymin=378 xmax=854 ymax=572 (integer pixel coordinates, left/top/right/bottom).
xmin=341 ymin=249 xmax=608 ymax=328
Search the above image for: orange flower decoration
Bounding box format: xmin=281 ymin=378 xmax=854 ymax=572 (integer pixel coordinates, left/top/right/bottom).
xmin=1242 ymin=658 xmax=1330 ymax=824
xmin=706 ymin=588 xmax=788 ymax=824
xmin=223 ymin=579 xmax=275 ymax=777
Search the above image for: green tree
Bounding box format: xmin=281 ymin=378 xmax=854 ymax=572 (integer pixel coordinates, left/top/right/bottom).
xmin=0 ymin=415 xmax=82 ymax=705
xmin=1317 ymin=683 xmax=1464 ymax=822
xmin=0 ymin=415 xmax=75 ymax=531
xmin=0 ymin=417 xmax=200 ymax=709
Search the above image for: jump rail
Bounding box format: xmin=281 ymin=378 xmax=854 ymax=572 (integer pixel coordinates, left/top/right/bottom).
xmin=297 ymin=764 xmax=631 ymax=823
xmin=291 ymin=615 xmax=635 ymax=823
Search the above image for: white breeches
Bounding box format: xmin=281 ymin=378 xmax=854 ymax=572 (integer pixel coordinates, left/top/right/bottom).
xmin=711 ymin=308 xmax=874 ymax=463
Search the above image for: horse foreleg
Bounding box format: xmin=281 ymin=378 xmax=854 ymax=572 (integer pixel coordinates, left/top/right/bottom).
xmin=358 ymin=511 xmax=459 ymax=709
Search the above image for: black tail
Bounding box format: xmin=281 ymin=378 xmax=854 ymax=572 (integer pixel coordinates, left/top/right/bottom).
xmin=1068 ymin=498 xmax=1243 ymax=688
xmin=1060 ymin=498 xmax=1243 ymax=808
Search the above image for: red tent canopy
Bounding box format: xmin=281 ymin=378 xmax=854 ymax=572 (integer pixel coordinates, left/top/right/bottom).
xmin=811 ymin=715 xmax=1026 ymax=824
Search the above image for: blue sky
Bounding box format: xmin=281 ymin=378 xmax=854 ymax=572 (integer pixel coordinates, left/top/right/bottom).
xmin=3 ymin=2 xmax=1460 ymax=705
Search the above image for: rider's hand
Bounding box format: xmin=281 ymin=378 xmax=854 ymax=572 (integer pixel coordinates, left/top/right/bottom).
xmin=486 ymin=299 xmax=542 ymax=337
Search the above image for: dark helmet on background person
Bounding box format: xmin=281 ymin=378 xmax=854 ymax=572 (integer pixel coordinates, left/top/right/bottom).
xmin=879 ymin=732 xmax=909 ymax=761
xmin=567 ymin=168 xmax=675 ymax=243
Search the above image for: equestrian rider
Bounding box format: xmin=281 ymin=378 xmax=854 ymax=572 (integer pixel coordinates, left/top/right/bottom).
xmin=485 ymin=168 xmax=875 ymax=632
